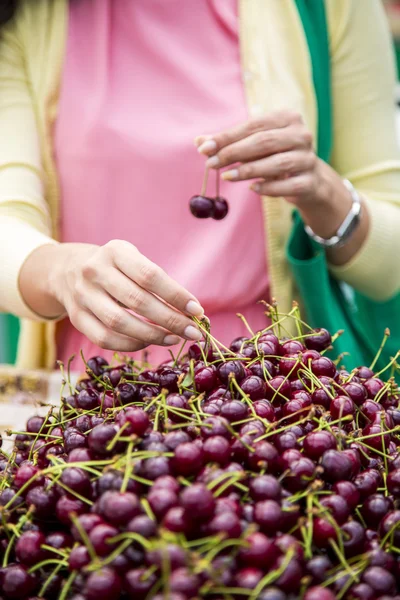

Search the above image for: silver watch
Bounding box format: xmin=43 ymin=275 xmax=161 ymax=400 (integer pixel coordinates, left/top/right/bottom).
xmin=304 ymin=179 xmax=362 ymax=249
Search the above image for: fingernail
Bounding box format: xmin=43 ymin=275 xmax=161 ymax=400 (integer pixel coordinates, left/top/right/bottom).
xmin=186 ymin=300 xmax=204 ymax=317
xmin=198 ymin=139 xmax=217 ymax=154
xmin=184 ymin=325 xmax=202 ymax=341
xmin=222 ymin=169 xmax=239 ymax=181
xmin=251 ymin=183 xmax=261 ymax=193
xmin=205 ymin=155 xmax=220 ymax=168
xmin=163 ymin=335 xmax=180 ymax=346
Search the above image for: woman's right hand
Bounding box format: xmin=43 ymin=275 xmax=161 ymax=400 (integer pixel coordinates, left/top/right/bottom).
xmin=19 ymin=240 xmax=204 ymax=352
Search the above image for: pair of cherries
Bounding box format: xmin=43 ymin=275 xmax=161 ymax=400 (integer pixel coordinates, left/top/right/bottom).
xmin=189 ymin=168 xmax=229 ymax=220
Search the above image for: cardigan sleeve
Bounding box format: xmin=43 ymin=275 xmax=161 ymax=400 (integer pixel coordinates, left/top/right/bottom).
xmin=326 ymin=0 xmax=400 ymax=301
xmin=0 ymin=15 xmax=59 ymax=320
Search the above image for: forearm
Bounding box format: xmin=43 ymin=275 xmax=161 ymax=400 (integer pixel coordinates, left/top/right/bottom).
xmin=297 ymin=159 xmax=370 ymax=266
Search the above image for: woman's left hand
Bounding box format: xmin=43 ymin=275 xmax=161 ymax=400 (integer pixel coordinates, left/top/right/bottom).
xmin=195 ymin=109 xmax=369 ymax=266
xmin=195 ymin=110 xmax=324 ymax=206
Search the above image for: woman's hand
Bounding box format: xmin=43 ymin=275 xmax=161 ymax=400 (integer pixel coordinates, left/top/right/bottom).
xmin=20 ymin=241 xmax=204 ymax=352
xmin=196 ymin=111 xmax=322 ymax=203
xmin=195 ymin=110 xmax=369 ymax=263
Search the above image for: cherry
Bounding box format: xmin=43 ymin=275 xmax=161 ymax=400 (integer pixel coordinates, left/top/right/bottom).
xmin=304 ymin=588 xmax=336 ymax=600
xmin=252 ymin=400 xmax=275 ymax=421
xmin=124 ymin=568 xmax=157 ymax=599
xmin=87 ymin=356 xmax=108 ymax=375
xmin=69 ymin=545 xmax=91 ymax=570
xmin=1 ymin=565 xmax=37 ymax=599
xmin=170 ymin=568 xmax=200 ymax=598
xmin=234 ymin=567 xmax=264 ymax=589
xmin=123 ymin=408 xmax=150 ymax=436
xmin=203 ymin=435 xmax=231 ymax=465
xmin=207 ymin=511 xmax=241 ymax=538
xmin=362 ymin=566 xmax=396 ymax=596
xmin=127 ymin=515 xmax=157 ymax=538
xmin=180 ymin=483 xmax=215 ymax=521
xmin=313 ymin=517 xmax=337 ymax=548
xmin=364 ymin=378 xmax=387 ymax=400
xmin=284 ymin=457 xmax=316 ymax=492
xmin=63 ymin=428 xmax=88 ymax=453
xmin=56 ymin=495 xmax=85 ymax=524
xmin=303 ymin=430 xmax=336 ymax=460
xmin=254 ymin=500 xmax=283 ymax=535
xmin=189 ymin=195 xmax=214 ymax=218
xmin=274 ymin=555 xmax=303 ymax=593
xmin=354 ymin=471 xmax=379 ymax=500
xmin=332 ymin=482 xmax=359 ymax=512
xmin=248 ymin=441 xmax=280 ymax=473
xmin=311 ymin=356 xmax=336 ymax=378
xmin=220 ymin=400 xmax=248 ymax=422
xmin=240 ymin=376 xmax=267 ymax=400
xmin=25 ymin=485 xmax=57 ymax=518
xmin=342 ymin=381 xmax=367 ymax=406
xmin=76 ymin=388 xmax=99 ymax=410
xmin=237 ymin=533 xmax=275 ymax=571
xmin=306 ymin=556 xmax=333 ymax=584
xmin=60 ymin=466 xmax=91 ymax=497
xmin=342 ymin=520 xmax=366 ymax=557
xmin=188 ymin=341 xmax=213 ymax=361
xmin=173 ymin=442 xmax=203 ymax=476
xmin=163 ymin=506 xmax=191 ymax=534
xmin=380 ymin=511 xmax=400 ymax=546
xmin=321 ymin=449 xmax=353 ymax=482
xmin=98 ymin=491 xmax=141 ymax=526
xmin=148 ymin=488 xmax=178 ymax=520
xmin=265 ymin=376 xmax=291 ymax=401
xmin=305 ymin=328 xmax=332 ymax=351
xmin=249 ymin=475 xmax=281 ymax=502
xmin=387 ymin=468 xmax=400 ymax=497
xmin=45 ymin=531 xmax=72 ymax=550
xmin=362 ymin=494 xmax=394 ymax=528
xmin=89 ymin=524 xmax=119 ymax=556
xmin=15 ymin=531 xmax=46 ymax=566
xmin=141 ymin=456 xmax=171 ymax=480
xmin=218 ymin=360 xmax=245 ymax=383
xmin=26 ymin=416 xmax=47 ymax=434
xmin=213 ymin=196 xmax=229 ymax=220
xmin=14 ymin=462 xmax=43 ymax=491
xmin=330 ymin=395 xmax=355 ymax=420
xmin=72 ymin=513 xmax=104 ymax=541
xmin=320 ymin=494 xmax=350 ymax=525
xmin=201 ymin=416 xmax=230 ymax=439
xmin=146 ymin=544 xmax=187 ymax=571
xmin=164 ymin=431 xmax=191 ymax=451
xmin=258 ymin=589 xmax=286 ymax=600
xmin=194 ymin=365 xmax=218 ymax=392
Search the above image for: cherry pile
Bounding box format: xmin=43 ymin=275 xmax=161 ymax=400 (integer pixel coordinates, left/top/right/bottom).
xmin=1 ymin=311 xmax=400 ymax=600
xmin=190 ymin=168 xmax=229 ymax=220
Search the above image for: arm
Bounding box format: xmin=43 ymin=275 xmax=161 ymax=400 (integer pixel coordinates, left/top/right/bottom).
xmin=326 ymin=0 xmax=400 ymax=300
xmin=0 ymin=13 xmax=204 ymax=351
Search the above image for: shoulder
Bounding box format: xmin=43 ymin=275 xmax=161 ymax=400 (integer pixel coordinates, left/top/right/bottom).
xmin=9 ymin=0 xmax=67 ymax=43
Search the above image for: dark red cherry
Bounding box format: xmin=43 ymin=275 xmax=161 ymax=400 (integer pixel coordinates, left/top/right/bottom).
xmin=213 ymin=196 xmax=229 ymax=220
xmin=330 ymin=395 xmax=355 ymax=420
xmin=180 ymin=483 xmax=215 ymax=521
xmin=342 ymin=382 xmax=367 ymax=406
xmin=303 ymin=430 xmax=336 ymax=460
xmin=363 ymin=377 xmax=387 ymax=400
xmin=218 ymin=360 xmax=245 ymax=384
xmin=238 ymin=532 xmax=276 ymax=569
xmin=189 ymin=195 xmax=214 ymax=218
xmin=311 ymin=356 xmax=336 ymax=378
xmin=305 ymin=328 xmax=332 ymax=351
xmin=362 ymin=566 xmax=396 ymax=596
xmin=342 ymin=520 xmax=366 ymax=557
xmin=304 ymin=588 xmax=336 ymax=600
xmin=194 ymin=365 xmax=218 ymax=392
xmin=254 ymin=500 xmax=283 ymax=535
xmin=240 ymin=376 xmax=266 ymax=400
xmin=320 ymin=494 xmax=350 ymax=525
xmin=321 ymin=450 xmax=353 ymax=483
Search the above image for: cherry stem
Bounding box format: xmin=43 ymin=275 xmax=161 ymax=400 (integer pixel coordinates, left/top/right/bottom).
xmin=201 ymin=166 xmax=210 ymax=197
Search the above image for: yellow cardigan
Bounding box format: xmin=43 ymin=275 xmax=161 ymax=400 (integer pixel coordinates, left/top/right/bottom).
xmin=1 ymin=0 xmax=400 ymax=370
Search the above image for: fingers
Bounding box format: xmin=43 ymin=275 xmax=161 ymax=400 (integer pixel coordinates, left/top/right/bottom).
xmin=251 ymin=172 xmax=316 ymax=199
xmin=82 ymin=287 xmax=181 ymax=347
xmin=109 ymin=241 xmax=204 ymax=319
xmin=195 ymin=111 xmax=302 ymax=155
xmin=69 ymin=308 xmax=149 ymax=353
xmin=220 ymin=150 xmax=316 ymax=183
xmin=204 ymin=126 xmax=312 ymax=170
xmin=91 ymin=269 xmax=203 ymax=342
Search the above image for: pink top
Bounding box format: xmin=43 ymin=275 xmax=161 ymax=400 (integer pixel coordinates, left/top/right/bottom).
xmin=55 ymin=0 xmax=269 ymax=370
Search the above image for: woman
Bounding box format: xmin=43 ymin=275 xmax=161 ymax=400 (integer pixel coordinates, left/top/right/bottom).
xmin=0 ymin=0 xmax=399 ymax=370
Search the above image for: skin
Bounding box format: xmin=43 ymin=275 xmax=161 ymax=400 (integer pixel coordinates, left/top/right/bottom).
xmin=20 ymin=110 xmax=369 ymax=352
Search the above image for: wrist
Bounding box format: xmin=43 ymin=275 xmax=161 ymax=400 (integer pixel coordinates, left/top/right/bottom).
xmin=297 ymin=160 xmax=353 ymax=239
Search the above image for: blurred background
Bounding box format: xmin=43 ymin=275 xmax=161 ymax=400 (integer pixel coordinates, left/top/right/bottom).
xmin=1 ymin=1 xmax=400 ymax=365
